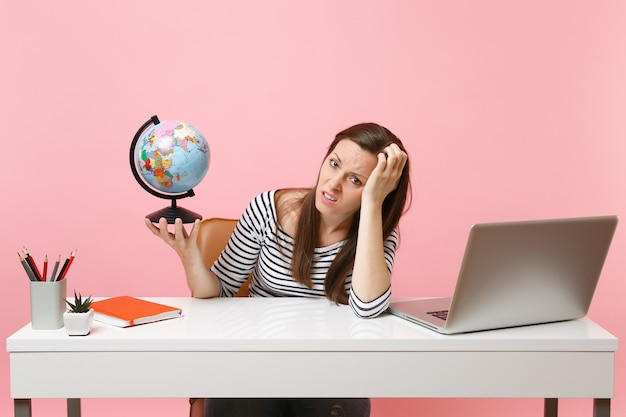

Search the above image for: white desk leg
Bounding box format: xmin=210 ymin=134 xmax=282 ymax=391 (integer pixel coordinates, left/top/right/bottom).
xmin=593 ymin=399 xmax=610 ymax=417
xmin=544 ymin=398 xmax=558 ymax=417
xmin=67 ymin=398 xmax=81 ymax=417
xmin=14 ymin=399 xmax=32 ymax=417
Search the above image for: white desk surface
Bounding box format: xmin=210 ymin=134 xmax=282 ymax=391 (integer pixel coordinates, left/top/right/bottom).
xmin=7 ymin=297 xmax=619 ymax=400
xmin=7 ymin=297 xmax=618 ymax=352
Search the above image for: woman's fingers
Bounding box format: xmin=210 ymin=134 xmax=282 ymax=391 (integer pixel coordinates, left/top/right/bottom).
xmin=146 ymin=217 xmax=199 ymax=247
xmin=377 ymin=144 xmax=406 ymax=187
xmin=174 ymin=218 xmax=188 ymax=240
xmin=189 ymin=219 xmax=201 ymax=241
xmin=383 ymin=144 xmax=407 ymax=172
xmin=158 ymin=217 xmax=174 ymax=241
xmin=144 ymin=218 xmax=161 ymax=236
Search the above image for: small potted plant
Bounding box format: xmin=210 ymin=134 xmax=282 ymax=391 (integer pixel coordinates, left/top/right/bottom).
xmin=63 ymin=290 xmax=94 ymax=336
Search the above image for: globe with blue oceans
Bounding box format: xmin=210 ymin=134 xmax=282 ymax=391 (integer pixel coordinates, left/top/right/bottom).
xmin=135 ymin=120 xmax=210 ymax=194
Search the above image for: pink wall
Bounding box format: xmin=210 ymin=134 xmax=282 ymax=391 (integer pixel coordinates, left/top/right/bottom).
xmin=2 ymin=1 xmax=625 ymax=416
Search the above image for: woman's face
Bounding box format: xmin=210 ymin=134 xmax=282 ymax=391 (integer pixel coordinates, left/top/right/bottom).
xmin=315 ymin=139 xmax=378 ymax=223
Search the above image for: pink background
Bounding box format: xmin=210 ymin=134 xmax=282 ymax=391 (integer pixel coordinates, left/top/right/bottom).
xmin=1 ymin=1 xmax=625 ymax=416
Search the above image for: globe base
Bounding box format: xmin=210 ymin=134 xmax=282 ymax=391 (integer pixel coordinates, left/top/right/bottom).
xmin=146 ymin=203 xmax=202 ymax=224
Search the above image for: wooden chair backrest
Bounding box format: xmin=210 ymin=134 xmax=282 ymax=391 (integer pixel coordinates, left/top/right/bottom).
xmin=197 ymin=218 xmax=250 ymax=297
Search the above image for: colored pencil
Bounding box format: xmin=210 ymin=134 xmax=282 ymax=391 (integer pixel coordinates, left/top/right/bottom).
xmin=59 ymin=250 xmax=77 ymax=281
xmin=23 ymin=248 xmax=42 ymax=281
xmin=50 ymin=255 xmax=60 ymax=282
xmin=18 ymin=252 xmax=38 ymax=282
xmin=56 ymin=254 xmax=71 ymax=282
xmin=43 ymin=255 xmax=48 ymax=282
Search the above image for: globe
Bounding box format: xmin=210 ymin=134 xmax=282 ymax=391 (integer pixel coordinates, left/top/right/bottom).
xmin=135 ymin=120 xmax=210 ymax=194
xmin=130 ymin=116 xmax=210 ymax=223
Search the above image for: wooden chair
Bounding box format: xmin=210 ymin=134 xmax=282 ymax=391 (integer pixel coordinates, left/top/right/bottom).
xmin=196 ymin=218 xmax=250 ymax=295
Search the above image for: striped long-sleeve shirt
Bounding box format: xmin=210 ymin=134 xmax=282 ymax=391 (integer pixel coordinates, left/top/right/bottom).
xmin=210 ymin=190 xmax=398 ymax=318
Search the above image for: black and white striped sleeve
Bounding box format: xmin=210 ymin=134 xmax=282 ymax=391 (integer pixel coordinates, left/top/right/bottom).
xmin=210 ymin=191 xmax=274 ymax=297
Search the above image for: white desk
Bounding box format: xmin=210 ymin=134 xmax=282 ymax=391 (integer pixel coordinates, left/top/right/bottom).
xmin=7 ymin=297 xmax=618 ymax=417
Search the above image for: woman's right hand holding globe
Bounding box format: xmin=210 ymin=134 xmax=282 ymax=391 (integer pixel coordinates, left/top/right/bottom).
xmin=145 ymin=218 xmax=221 ymax=298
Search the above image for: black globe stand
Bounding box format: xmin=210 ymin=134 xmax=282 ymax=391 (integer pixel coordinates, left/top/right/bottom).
xmin=130 ymin=115 xmax=203 ymax=224
xmin=145 ymin=198 xmax=203 ymax=224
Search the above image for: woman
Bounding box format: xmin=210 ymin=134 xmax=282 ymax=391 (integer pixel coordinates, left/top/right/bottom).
xmin=146 ymin=122 xmax=411 ymax=417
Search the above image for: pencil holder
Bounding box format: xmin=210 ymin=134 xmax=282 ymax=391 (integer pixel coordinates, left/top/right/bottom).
xmin=29 ymin=279 xmax=67 ymax=330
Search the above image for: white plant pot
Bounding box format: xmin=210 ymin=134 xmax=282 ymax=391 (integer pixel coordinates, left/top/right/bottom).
xmin=63 ymin=309 xmax=94 ymax=336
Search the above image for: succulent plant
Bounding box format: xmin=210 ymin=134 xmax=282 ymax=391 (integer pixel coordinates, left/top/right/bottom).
xmin=66 ymin=290 xmax=93 ymax=313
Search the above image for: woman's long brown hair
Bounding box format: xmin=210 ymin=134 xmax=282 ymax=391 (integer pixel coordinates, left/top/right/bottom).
xmin=290 ymin=123 xmax=412 ymax=304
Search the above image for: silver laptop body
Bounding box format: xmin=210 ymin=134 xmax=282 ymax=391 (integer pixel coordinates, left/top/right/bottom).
xmin=388 ymin=215 xmax=618 ymax=334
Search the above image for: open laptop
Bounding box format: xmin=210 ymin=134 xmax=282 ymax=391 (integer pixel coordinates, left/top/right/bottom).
xmin=388 ymin=215 xmax=618 ymax=334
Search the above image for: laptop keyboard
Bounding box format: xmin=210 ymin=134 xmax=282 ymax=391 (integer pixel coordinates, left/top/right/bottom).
xmin=427 ymin=310 xmax=449 ymax=321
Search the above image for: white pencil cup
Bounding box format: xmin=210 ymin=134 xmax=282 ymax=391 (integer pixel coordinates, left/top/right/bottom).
xmin=29 ymin=280 xmax=67 ymax=330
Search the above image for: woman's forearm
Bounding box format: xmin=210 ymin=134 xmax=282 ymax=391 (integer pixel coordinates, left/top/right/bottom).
xmin=182 ymin=255 xmax=221 ymax=298
xmin=351 ymin=203 xmax=391 ymax=302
